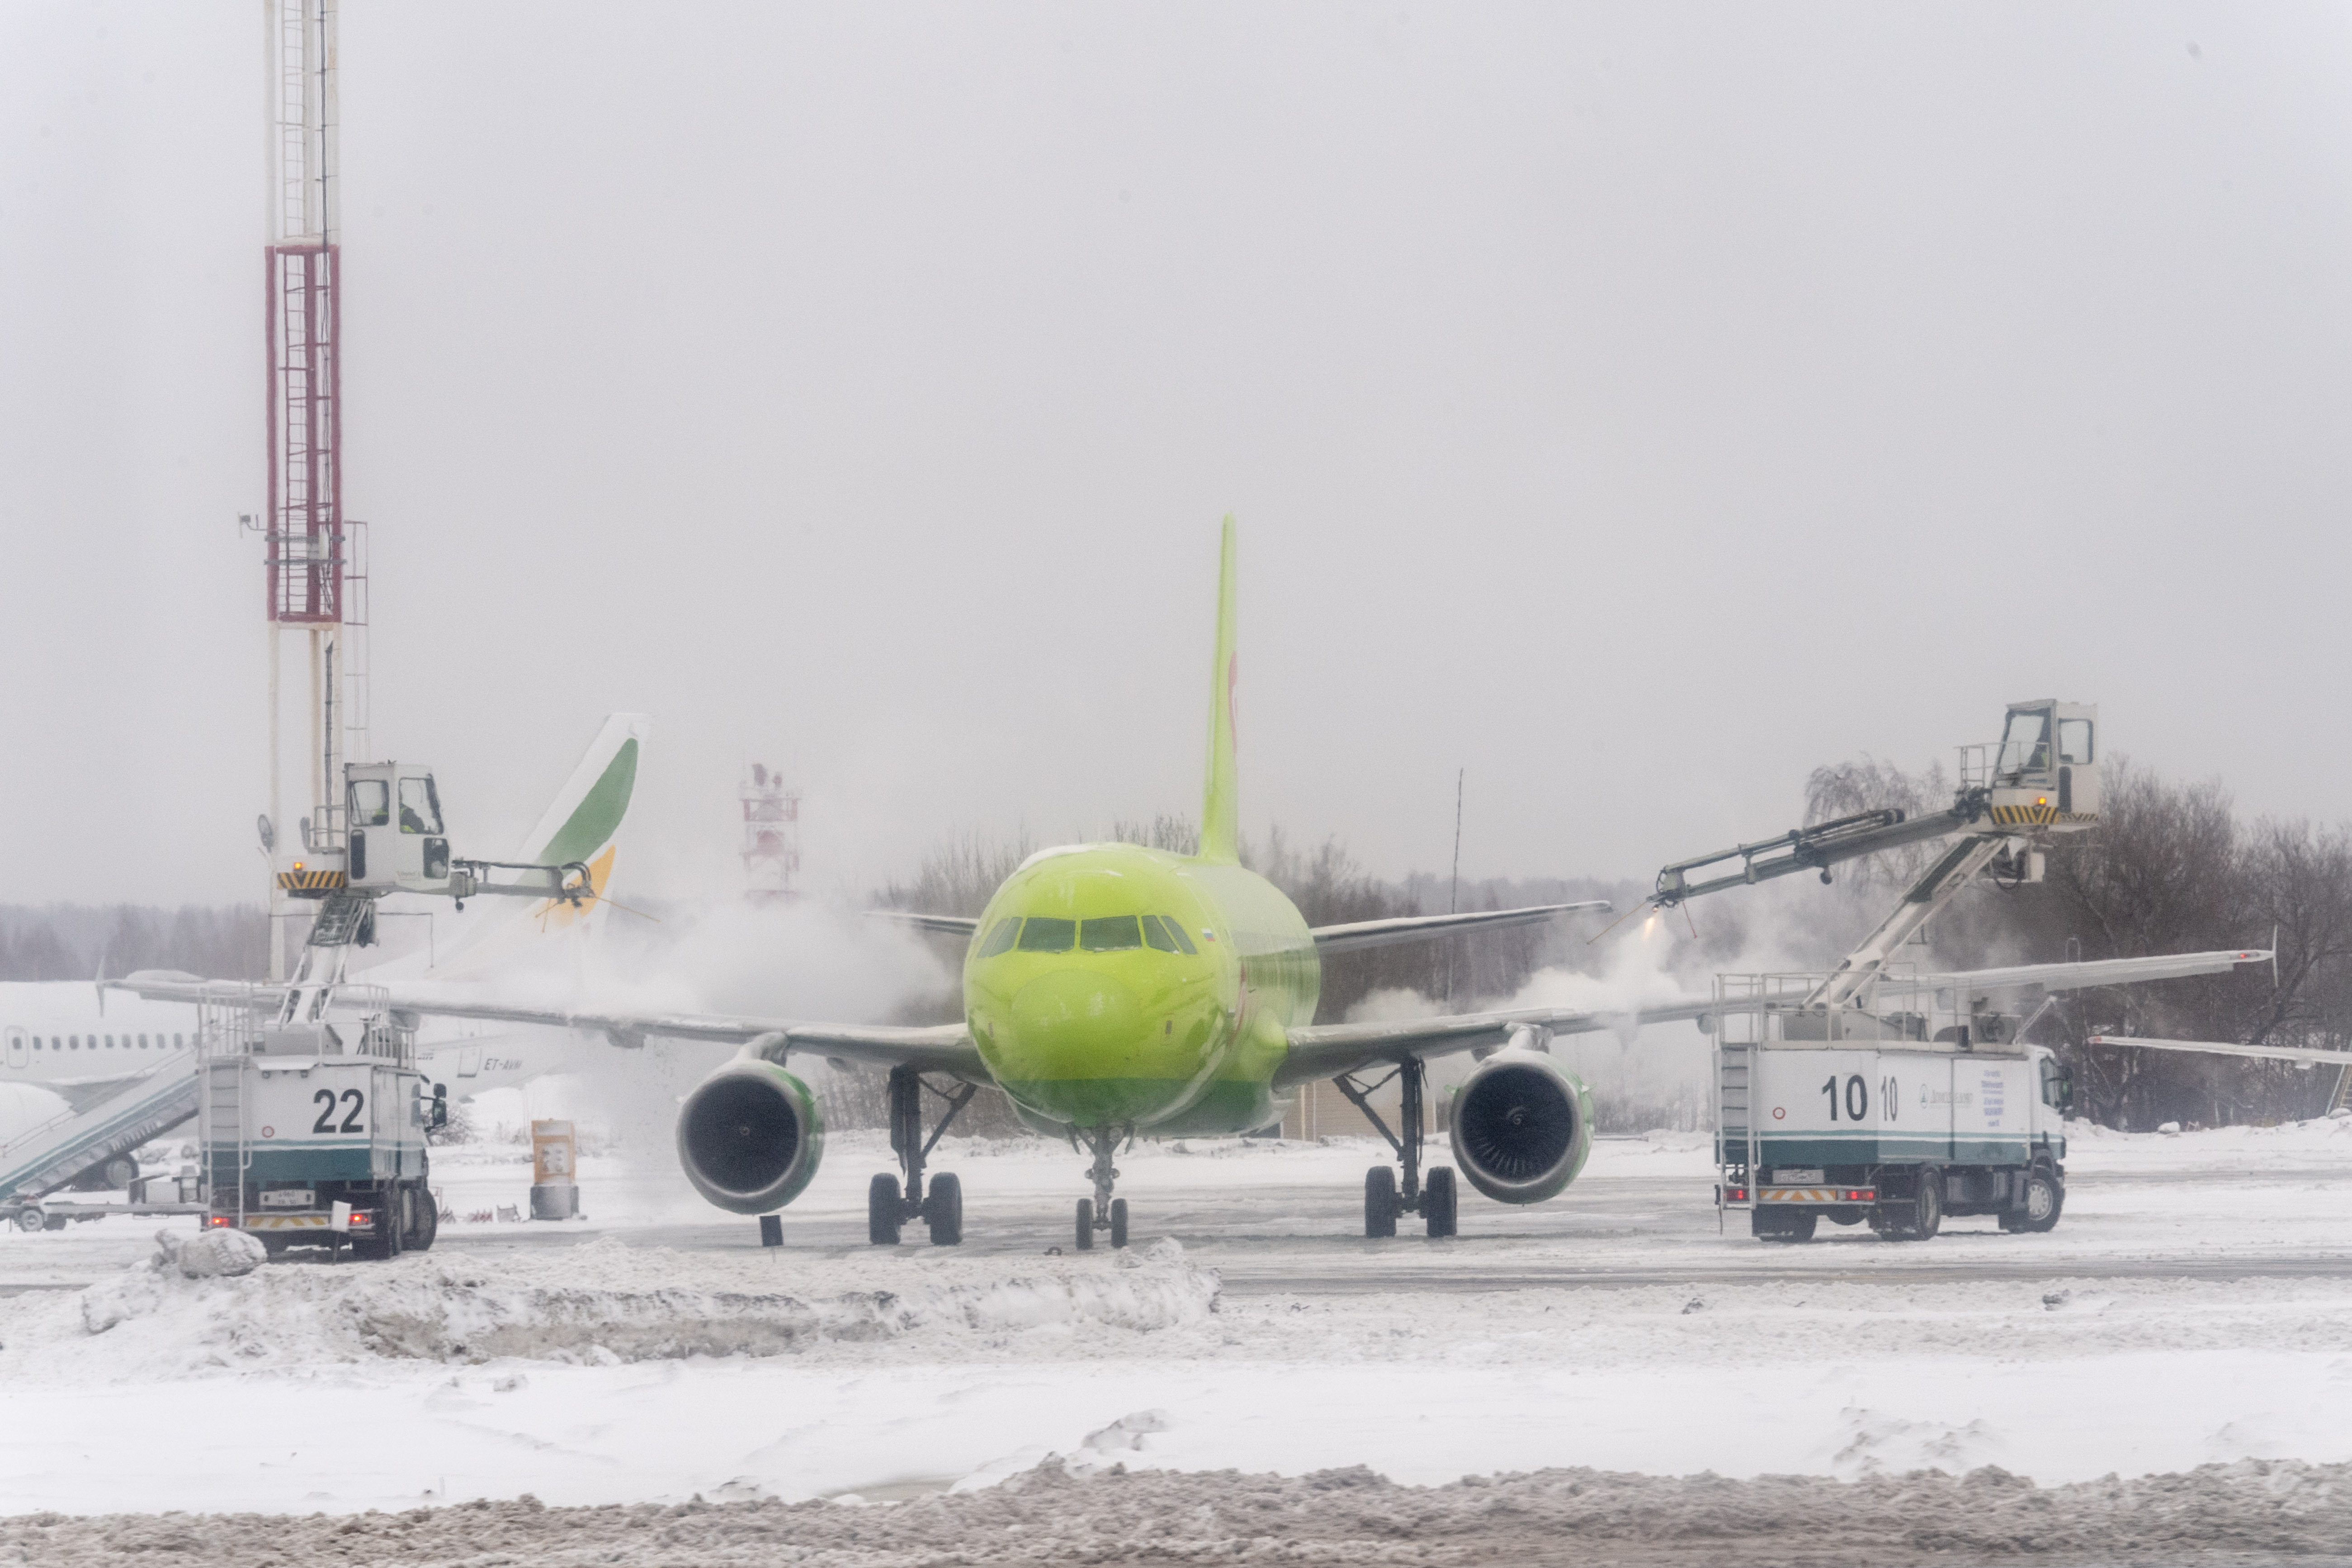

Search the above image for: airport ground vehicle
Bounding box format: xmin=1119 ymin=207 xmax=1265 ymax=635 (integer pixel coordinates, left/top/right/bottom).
xmin=137 ymin=755 xmax=598 ymax=1258
xmin=194 ymin=983 xmax=445 ymax=1258
xmin=1714 ymin=973 xmax=2072 ymax=1241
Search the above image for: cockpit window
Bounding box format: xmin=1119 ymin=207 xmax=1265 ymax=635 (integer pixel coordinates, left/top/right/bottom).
xmin=349 ymin=779 xmax=390 ymax=827
xmin=1016 ymin=917 xmax=1076 ymax=953
xmin=1081 ymin=916 xmax=1142 ymax=952
xmin=976 ymin=917 xmax=1022 ymax=958
xmin=1143 ymin=914 xmax=1198 ymax=954
xmin=1997 ymin=709 xmax=2051 ymax=778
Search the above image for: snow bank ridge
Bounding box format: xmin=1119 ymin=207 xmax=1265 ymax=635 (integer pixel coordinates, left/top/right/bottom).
xmin=36 ymin=1236 xmax=1219 ymax=1375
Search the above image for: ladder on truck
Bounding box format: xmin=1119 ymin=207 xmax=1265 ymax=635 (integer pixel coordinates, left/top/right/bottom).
xmin=0 ymin=1050 xmax=202 ymax=1223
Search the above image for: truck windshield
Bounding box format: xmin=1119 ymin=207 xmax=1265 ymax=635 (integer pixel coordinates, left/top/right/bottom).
xmin=398 ymin=777 xmax=443 ymax=835
xmin=1996 ymin=710 xmax=2051 ymax=779
xmin=349 ymin=779 xmax=390 ymax=827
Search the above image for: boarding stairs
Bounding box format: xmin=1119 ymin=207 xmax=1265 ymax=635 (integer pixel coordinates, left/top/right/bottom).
xmin=0 ymin=1051 xmax=200 ymax=1215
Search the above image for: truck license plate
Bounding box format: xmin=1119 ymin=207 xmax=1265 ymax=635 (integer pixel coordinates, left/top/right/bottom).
xmin=1772 ymin=1169 xmax=1825 ymax=1183
xmin=260 ymin=1189 xmax=315 ymax=1208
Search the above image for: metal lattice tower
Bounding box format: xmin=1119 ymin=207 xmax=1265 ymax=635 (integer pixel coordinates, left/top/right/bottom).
xmin=741 ymin=764 xmax=803 ymax=905
xmin=258 ymin=0 xmax=367 ymax=977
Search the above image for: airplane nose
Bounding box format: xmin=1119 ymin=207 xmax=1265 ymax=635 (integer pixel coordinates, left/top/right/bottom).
xmin=1009 ymin=968 xmax=1147 ymax=1072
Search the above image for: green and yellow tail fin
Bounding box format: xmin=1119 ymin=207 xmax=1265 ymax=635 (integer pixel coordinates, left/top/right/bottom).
xmin=1200 ymin=516 xmax=1241 ymax=864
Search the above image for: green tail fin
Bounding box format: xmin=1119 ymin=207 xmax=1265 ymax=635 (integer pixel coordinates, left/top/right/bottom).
xmin=1200 ymin=516 xmax=1240 ymax=863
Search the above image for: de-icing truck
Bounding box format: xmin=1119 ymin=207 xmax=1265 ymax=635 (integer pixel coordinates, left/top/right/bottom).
xmin=1663 ymin=699 xmax=2103 ymax=1242
xmin=146 ymin=759 xmax=593 ymax=1259
xmin=1712 ymin=973 xmax=2073 ymax=1241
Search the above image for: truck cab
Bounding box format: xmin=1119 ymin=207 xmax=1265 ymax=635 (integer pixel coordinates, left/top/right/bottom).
xmin=1987 ymin=700 xmax=2100 ymax=824
xmin=343 ymin=764 xmax=453 ymax=896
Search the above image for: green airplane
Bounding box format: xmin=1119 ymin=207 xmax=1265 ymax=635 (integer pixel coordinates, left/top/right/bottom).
xmin=379 ymin=519 xmax=1725 ymax=1249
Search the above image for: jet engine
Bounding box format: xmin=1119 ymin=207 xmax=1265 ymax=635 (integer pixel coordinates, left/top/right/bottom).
xmin=675 ymin=1058 xmax=826 ymax=1214
xmin=1448 ymin=1047 xmax=1592 ymax=1204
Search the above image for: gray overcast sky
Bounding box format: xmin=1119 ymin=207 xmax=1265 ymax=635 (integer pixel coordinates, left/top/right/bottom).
xmin=4 ymin=3 xmax=2349 ymax=907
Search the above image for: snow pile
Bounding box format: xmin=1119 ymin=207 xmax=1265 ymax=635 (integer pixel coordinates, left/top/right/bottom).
xmin=9 ymin=1457 xmax=2352 ymax=1567
xmin=5 ymin=1235 xmax=1219 ymax=1378
xmin=151 ymin=1228 xmax=265 ymax=1280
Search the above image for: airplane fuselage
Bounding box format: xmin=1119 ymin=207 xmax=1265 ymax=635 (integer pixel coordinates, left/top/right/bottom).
xmin=0 ymin=985 xmax=200 ymax=1104
xmin=964 ymin=843 xmax=1317 ymax=1134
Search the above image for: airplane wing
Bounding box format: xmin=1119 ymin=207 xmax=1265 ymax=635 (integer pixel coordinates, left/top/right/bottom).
xmin=1278 ymin=995 xmax=1716 ymax=1086
xmin=862 ymin=904 xmax=1612 ymax=953
xmin=866 ymin=912 xmax=983 ymax=939
xmin=110 ymin=971 xmax=286 ymax=1008
xmin=107 ymin=969 xmax=988 ymax=1078
xmin=2088 ymin=1034 xmax=2352 ymax=1068
xmin=373 ymin=994 xmax=989 ymax=1079
xmin=1308 ymin=902 xmax=1611 ymax=955
xmin=1914 ymin=949 xmax=2271 ymax=996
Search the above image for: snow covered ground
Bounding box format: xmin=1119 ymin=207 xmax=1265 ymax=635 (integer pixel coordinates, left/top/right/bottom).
xmin=0 ymin=1119 xmax=2347 ymax=1533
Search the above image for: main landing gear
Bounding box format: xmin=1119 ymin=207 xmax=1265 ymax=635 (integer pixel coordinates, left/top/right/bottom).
xmin=1072 ymin=1123 xmax=1133 ymax=1251
xmin=1336 ymin=1057 xmax=1457 ymax=1238
xmin=867 ymin=1064 xmax=976 ymax=1246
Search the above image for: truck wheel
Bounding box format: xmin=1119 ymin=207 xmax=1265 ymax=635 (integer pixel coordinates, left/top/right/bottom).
xmin=406 ymin=1185 xmax=439 ymax=1252
xmin=2020 ymin=1165 xmax=2064 ymax=1232
xmin=868 ymin=1174 xmax=904 ymax=1246
xmin=1912 ymin=1167 xmax=1944 ymax=1240
xmin=102 ymin=1156 xmax=139 ymax=1190
xmin=1363 ymin=1167 xmax=1398 ymax=1238
xmin=923 ymin=1172 xmax=963 ymax=1246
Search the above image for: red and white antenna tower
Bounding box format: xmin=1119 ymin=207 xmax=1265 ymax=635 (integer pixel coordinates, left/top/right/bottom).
xmin=740 ymin=764 xmax=803 ymax=905
xmin=252 ymin=0 xmax=368 ymax=977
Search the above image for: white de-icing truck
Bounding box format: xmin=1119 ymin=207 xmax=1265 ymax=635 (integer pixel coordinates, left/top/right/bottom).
xmin=1712 ymin=972 xmax=2073 ymax=1240
xmin=125 ymin=759 xmax=593 ymax=1260
xmin=191 ymin=980 xmax=445 ymax=1258
xmin=1645 ymin=700 xmax=2106 ymax=1241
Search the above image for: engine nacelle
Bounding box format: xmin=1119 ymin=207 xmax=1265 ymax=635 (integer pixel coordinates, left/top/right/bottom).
xmin=1448 ymin=1048 xmax=1592 ymax=1204
xmin=675 ymin=1058 xmax=826 ymax=1214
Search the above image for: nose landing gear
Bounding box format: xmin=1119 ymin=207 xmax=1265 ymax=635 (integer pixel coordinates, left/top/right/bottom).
xmin=866 ymin=1065 xmax=977 ymax=1246
xmin=1336 ymin=1057 xmax=1458 ymax=1238
xmin=1072 ymin=1124 xmax=1133 ymax=1250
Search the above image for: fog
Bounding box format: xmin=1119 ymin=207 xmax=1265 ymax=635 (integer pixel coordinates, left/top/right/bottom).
xmin=5 ymin=3 xmax=2350 ymax=908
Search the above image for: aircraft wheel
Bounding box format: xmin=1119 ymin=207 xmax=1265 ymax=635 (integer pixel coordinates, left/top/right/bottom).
xmin=924 ymin=1173 xmax=963 ymax=1246
xmin=868 ymin=1174 xmax=904 ymax=1245
xmin=1363 ymin=1167 xmax=1398 ymax=1238
xmin=1109 ymin=1198 xmax=1129 ymax=1250
xmin=1074 ymin=1199 xmax=1095 ymax=1251
xmin=11 ymin=1207 xmax=43 ymax=1234
xmin=1423 ymin=1167 xmax=1458 ymax=1238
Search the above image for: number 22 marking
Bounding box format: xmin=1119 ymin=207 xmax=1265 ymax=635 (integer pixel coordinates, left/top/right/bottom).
xmin=311 ymin=1088 xmax=365 ymax=1134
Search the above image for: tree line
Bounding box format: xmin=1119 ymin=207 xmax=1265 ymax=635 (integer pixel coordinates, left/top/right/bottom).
xmin=0 ymin=904 xmax=269 ymax=983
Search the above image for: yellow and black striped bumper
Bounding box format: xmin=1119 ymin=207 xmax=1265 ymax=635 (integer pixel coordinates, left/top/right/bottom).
xmin=277 ymin=868 xmax=348 ymax=894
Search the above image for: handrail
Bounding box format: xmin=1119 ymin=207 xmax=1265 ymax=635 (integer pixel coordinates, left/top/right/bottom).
xmin=0 ymin=1050 xmax=197 ymax=1165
